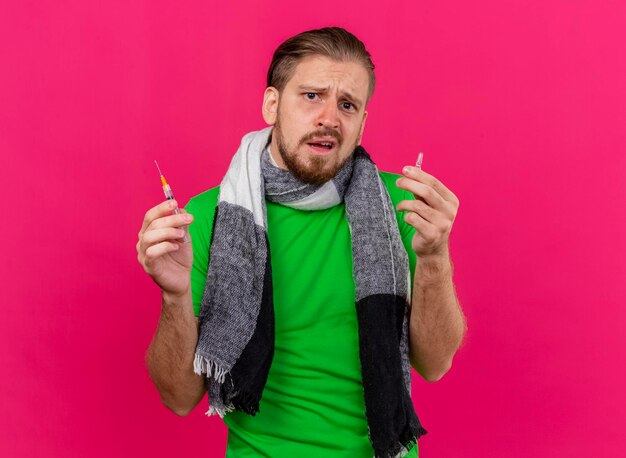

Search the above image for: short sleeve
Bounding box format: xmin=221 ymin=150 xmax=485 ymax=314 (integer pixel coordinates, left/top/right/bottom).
xmin=379 ymin=171 xmax=418 ymax=288
xmin=183 ymin=186 xmax=220 ymax=317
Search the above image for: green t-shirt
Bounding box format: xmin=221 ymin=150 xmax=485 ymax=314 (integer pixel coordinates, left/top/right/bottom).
xmin=185 ymin=171 xmax=420 ymax=457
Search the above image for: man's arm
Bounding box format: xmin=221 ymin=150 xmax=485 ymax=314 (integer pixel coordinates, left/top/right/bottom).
xmin=146 ymin=289 xmax=207 ymax=416
xmin=408 ymin=249 xmax=467 ymax=382
xmin=394 ymin=164 xmax=466 ymax=382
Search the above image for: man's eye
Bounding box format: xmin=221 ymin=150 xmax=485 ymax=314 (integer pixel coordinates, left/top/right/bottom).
xmin=305 ymin=92 xmax=319 ymax=100
xmin=342 ymin=102 xmax=355 ymax=110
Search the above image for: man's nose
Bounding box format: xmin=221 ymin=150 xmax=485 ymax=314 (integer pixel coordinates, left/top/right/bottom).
xmin=316 ymin=100 xmax=340 ymax=129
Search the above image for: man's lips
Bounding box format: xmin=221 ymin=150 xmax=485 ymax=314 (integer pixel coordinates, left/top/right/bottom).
xmin=307 ymin=143 xmax=335 ymax=154
xmin=305 ymin=136 xmax=339 ymax=154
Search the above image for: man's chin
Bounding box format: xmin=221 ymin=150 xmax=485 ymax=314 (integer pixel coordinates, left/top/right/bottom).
xmin=287 ymin=161 xmax=335 ymax=186
xmin=278 ymin=143 xmax=354 ymax=186
xmin=294 ymin=170 xmax=333 ymax=186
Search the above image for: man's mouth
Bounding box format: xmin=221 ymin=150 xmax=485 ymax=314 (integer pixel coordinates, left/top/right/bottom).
xmin=306 ymin=138 xmax=338 ymax=154
xmin=307 ymin=142 xmax=334 ymax=153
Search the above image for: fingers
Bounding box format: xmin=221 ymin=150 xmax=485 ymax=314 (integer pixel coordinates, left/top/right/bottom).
xmin=142 ymin=226 xmax=187 ymax=245
xmin=396 ymin=199 xmax=440 ymax=225
xmin=144 ymin=240 xmax=181 ymax=260
xmin=149 ymin=212 xmax=193 ymax=232
xmin=400 ymin=166 xmax=460 ymax=208
xmin=136 ymin=200 xmax=194 ymax=263
xmin=403 ymin=211 xmax=431 ymax=236
xmin=396 ymin=176 xmax=445 ymax=209
xmin=139 ymin=199 xmax=180 ymax=235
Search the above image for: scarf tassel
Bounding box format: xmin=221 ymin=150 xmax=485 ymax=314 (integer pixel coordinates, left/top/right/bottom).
xmin=193 ymin=353 xmax=265 ymax=418
xmin=193 ymin=353 xmax=228 ymax=384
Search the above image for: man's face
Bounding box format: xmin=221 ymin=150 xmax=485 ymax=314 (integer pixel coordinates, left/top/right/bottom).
xmin=263 ymin=55 xmax=370 ymax=186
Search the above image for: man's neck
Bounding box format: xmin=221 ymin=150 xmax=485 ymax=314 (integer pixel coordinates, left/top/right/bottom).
xmin=266 ymin=144 xmax=283 ymax=169
xmin=267 ymin=134 xmax=288 ymax=170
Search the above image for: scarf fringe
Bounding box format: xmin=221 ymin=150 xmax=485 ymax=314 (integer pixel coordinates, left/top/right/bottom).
xmin=231 ymin=390 xmax=262 ymax=415
xmin=395 ymin=437 xmax=418 ymax=458
xmin=193 ymin=353 xmax=228 ymax=384
xmin=204 ymin=403 xmax=236 ymax=419
xmin=387 ymin=423 xmax=427 ymax=457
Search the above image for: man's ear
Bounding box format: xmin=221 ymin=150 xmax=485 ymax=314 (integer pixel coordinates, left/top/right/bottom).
xmin=262 ymin=87 xmax=279 ymax=125
xmin=357 ymin=110 xmax=368 ymax=145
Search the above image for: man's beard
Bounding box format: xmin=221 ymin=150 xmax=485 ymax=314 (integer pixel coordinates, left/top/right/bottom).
xmin=273 ymin=115 xmax=357 ymax=186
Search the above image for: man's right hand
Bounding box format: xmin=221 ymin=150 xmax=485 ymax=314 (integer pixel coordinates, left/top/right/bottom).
xmin=136 ymin=199 xmax=194 ymax=297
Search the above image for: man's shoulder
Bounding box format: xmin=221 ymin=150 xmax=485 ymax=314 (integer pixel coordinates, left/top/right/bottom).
xmin=378 ymin=170 xmax=410 ymax=204
xmin=186 ymin=185 xmax=220 ymax=209
xmin=378 ymin=169 xmax=402 ymax=183
xmin=184 ymin=185 xmax=221 ymax=223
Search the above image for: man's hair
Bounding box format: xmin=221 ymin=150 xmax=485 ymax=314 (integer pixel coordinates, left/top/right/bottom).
xmin=266 ymin=27 xmax=376 ymax=103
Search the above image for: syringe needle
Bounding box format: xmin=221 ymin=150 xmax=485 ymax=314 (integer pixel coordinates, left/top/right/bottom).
xmin=154 ymin=160 xmax=163 ymax=177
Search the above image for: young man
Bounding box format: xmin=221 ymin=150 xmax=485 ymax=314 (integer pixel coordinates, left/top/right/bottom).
xmin=137 ymin=27 xmax=466 ymax=457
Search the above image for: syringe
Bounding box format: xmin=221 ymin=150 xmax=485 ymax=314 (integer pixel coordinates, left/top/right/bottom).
xmin=154 ymin=160 xmax=190 ymax=243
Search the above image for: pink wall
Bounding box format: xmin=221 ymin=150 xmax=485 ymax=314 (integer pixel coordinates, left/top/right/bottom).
xmin=2 ymin=1 xmax=625 ymax=456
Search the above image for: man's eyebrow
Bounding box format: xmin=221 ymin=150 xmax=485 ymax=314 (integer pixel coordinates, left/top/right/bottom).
xmin=297 ymin=84 xmax=328 ymax=92
xmin=297 ymin=84 xmax=363 ymax=108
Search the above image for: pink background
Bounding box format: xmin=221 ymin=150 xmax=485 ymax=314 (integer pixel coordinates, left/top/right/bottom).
xmin=2 ymin=1 xmax=625 ymax=456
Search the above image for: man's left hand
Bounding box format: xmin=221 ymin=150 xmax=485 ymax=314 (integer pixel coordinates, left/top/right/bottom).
xmin=395 ymin=165 xmax=460 ymax=259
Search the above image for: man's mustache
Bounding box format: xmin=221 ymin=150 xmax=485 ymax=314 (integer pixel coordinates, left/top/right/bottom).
xmin=300 ymin=128 xmax=343 ymax=146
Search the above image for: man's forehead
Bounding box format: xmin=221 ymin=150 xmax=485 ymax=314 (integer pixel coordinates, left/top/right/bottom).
xmin=287 ymin=56 xmax=369 ymax=103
